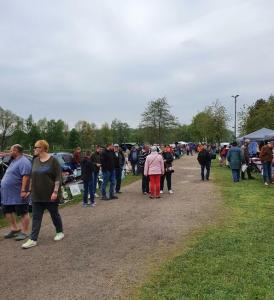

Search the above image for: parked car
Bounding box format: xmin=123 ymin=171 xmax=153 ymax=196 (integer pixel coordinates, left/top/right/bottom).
xmin=50 ymin=152 xmax=81 ymax=183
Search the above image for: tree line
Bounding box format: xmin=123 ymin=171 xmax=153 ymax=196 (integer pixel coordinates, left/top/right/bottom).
xmin=1 ymin=95 xmax=271 ymax=151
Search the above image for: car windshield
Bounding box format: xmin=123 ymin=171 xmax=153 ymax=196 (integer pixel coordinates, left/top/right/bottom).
xmin=56 ymin=156 xmax=66 ymax=165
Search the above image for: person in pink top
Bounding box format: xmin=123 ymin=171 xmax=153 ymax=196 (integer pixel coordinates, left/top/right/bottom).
xmin=144 ymin=146 xmax=165 ymax=198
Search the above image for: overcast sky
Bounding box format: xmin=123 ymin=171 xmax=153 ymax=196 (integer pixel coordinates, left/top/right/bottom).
xmin=1 ymin=0 xmax=274 ymax=129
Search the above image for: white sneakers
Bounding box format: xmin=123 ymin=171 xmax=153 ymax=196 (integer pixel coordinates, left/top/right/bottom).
xmin=22 ymin=232 xmax=64 ymax=249
xmin=22 ymin=239 xmax=37 ymax=249
xmin=54 ymin=232 xmax=65 ymax=241
xmin=160 ymin=190 xmax=174 ymax=194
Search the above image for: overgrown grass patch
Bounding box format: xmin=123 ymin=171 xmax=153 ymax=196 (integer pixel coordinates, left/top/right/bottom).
xmin=138 ymin=164 xmax=274 ymax=300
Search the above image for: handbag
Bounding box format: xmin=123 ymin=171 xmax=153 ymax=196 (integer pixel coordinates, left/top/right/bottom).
xmin=165 ymin=166 xmax=174 ymax=173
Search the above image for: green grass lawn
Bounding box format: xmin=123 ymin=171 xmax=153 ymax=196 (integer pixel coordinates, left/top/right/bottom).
xmin=138 ymin=163 xmax=274 ymax=300
xmin=0 ymin=173 xmax=141 ymax=229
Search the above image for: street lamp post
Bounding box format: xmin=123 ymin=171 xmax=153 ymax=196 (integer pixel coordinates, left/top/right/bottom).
xmin=231 ymin=95 xmax=239 ymax=140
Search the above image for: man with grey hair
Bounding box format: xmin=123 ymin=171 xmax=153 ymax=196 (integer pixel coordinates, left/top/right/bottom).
xmin=1 ymin=144 xmax=32 ymax=240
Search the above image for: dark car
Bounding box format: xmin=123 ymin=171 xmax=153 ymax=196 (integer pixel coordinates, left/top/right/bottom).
xmin=50 ymin=152 xmax=81 ymax=183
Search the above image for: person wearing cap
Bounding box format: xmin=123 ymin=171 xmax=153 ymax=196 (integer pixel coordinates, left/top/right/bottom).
xmin=259 ymin=141 xmax=274 ymax=186
xmin=1 ymin=144 xmax=31 ymax=241
xmin=113 ymin=144 xmax=125 ymax=194
xmin=144 ymin=146 xmax=164 ymax=199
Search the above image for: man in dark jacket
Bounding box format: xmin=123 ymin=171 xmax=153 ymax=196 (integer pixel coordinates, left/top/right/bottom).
xmin=113 ymin=144 xmax=125 ymax=193
xmin=80 ymin=151 xmax=95 ymax=207
xmin=197 ymin=144 xmax=212 ymax=181
xmin=100 ymin=144 xmax=118 ymax=200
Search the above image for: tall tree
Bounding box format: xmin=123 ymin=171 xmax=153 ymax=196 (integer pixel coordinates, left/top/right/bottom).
xmin=239 ymin=96 xmax=274 ymax=135
xmin=111 ymin=119 xmax=130 ymax=144
xmin=190 ymin=100 xmax=230 ymax=143
xmin=96 ymin=123 xmax=112 ymax=146
xmin=0 ymin=107 xmax=20 ymax=150
xmin=68 ymin=128 xmax=81 ymax=149
xmin=140 ymin=97 xmax=178 ymax=144
xmin=75 ymin=120 xmax=96 ymax=149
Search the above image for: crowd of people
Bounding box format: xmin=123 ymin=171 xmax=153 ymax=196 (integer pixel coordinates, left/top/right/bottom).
xmin=0 ymin=141 xmax=178 ymax=249
xmin=218 ymin=140 xmax=274 ymax=185
xmin=1 ymin=138 xmax=273 ymax=249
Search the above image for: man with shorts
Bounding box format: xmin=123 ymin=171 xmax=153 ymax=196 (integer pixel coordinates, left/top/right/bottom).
xmin=1 ymin=144 xmax=32 ymax=240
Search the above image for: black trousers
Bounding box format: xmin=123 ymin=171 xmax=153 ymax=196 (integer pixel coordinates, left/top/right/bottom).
xmin=115 ymin=168 xmax=122 ymax=192
xmin=201 ymin=162 xmax=211 ymax=180
xmin=142 ymin=173 xmax=150 ymax=193
xmin=160 ymin=172 xmax=172 ymax=190
xmin=31 ymin=202 xmax=63 ymax=241
xmin=241 ymin=165 xmax=252 ymax=179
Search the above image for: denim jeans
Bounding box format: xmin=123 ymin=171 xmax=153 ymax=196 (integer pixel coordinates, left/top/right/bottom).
xmin=262 ymin=161 xmax=272 ymax=183
xmin=101 ymin=170 xmax=116 ymax=197
xmin=83 ymin=175 xmax=95 ymax=204
xmin=31 ymin=202 xmax=63 ymax=241
xmin=231 ymin=169 xmax=240 ymax=182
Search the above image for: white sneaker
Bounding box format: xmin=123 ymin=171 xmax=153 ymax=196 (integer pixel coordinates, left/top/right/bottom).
xmin=265 ymin=182 xmax=269 ymax=186
xmin=94 ymin=193 xmax=99 ymax=198
xmin=54 ymin=232 xmax=65 ymax=241
xmin=22 ymin=239 xmax=37 ymax=249
xmin=169 ymin=190 xmax=174 ymax=194
xmin=160 ymin=190 xmax=163 ymax=194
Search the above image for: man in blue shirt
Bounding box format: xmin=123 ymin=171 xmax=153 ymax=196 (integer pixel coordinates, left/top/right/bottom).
xmin=1 ymin=144 xmax=32 ymax=240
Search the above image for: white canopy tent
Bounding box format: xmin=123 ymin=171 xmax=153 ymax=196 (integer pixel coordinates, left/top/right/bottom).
xmin=237 ymin=128 xmax=274 ymax=142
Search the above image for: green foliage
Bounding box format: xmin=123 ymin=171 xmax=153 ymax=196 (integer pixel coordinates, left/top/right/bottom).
xmin=138 ymin=163 xmax=274 ymax=300
xmin=68 ymin=128 xmax=81 ymax=149
xmin=95 ymin=122 xmax=112 ymax=146
xmin=239 ymin=95 xmax=274 ymax=135
xmin=111 ymin=119 xmax=130 ymax=144
xmin=140 ymin=97 xmax=178 ymax=144
xmin=190 ymin=100 xmax=230 ymax=143
xmin=0 ymin=106 xmax=20 ymax=150
xmin=75 ymin=120 xmax=96 ymax=149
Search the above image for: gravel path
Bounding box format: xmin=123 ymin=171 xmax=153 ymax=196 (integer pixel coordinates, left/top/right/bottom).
xmin=0 ymin=156 xmax=221 ymax=300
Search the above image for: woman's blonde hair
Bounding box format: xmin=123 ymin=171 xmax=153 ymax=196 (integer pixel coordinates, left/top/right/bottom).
xmin=35 ymin=140 xmax=49 ymax=152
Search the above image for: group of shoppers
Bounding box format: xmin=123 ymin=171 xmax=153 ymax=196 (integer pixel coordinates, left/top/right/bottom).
xmin=225 ymin=140 xmax=274 ymax=184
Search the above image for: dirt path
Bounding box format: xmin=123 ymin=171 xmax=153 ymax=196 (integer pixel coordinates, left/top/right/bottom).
xmin=0 ymin=156 xmax=221 ymax=300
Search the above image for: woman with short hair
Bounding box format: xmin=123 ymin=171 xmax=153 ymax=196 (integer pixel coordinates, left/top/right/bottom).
xmin=22 ymin=140 xmax=64 ymax=249
xmin=144 ymin=146 xmax=164 ymax=199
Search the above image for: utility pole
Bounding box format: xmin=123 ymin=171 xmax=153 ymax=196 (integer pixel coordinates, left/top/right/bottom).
xmin=231 ymin=95 xmax=239 ymax=140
